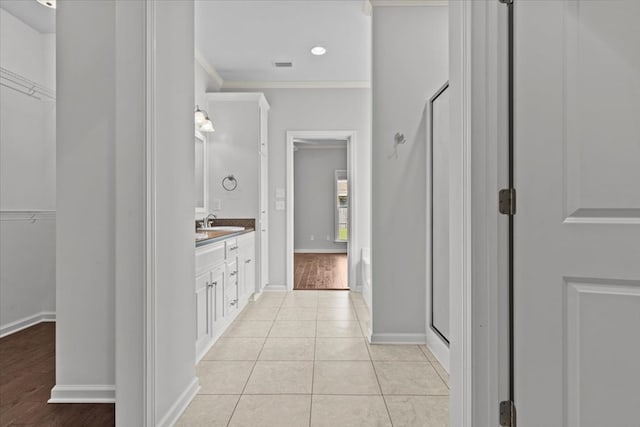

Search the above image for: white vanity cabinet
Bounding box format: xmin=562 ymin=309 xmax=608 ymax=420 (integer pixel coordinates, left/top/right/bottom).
xmin=195 ymin=231 xmax=256 ymax=362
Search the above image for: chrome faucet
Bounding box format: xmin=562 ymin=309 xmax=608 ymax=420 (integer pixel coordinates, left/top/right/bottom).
xmin=202 ymin=213 xmax=217 ymax=228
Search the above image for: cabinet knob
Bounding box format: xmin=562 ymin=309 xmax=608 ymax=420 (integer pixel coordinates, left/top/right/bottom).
xmin=230 ymin=271 xmax=237 ymax=277
xmin=245 ymin=259 xmax=252 ymax=264
xmin=230 ymin=246 xmax=239 ymax=251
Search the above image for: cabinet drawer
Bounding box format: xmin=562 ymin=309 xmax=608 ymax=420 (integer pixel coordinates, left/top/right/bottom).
xmin=225 ymin=238 xmax=239 ymax=260
xmin=196 ymin=242 xmax=225 ymax=275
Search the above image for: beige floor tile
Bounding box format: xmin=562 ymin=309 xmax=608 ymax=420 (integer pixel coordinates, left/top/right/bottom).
xmin=276 ymin=307 xmax=317 ymax=321
xmin=354 ymin=306 xmax=370 ymax=321
xmin=385 ymin=395 xmax=449 ymax=427
xmin=313 ymin=361 xmax=381 ymax=395
xmin=259 ymin=338 xmax=315 ymax=361
xmin=252 ymin=297 xmax=284 ymax=308
xmin=224 ymin=320 xmax=273 ymax=338
xmin=368 ymin=344 xmax=428 ymax=361
xmin=316 ymin=320 xmax=362 ymax=338
xmin=244 ymin=361 xmax=313 ymax=394
xmin=317 ymin=298 xmax=353 ymax=308
xmin=315 ymin=338 xmax=370 ymax=361
xmin=310 ymin=395 xmax=391 ymax=427
xmin=269 ymin=321 xmax=317 ymax=338
xmin=239 ymin=306 xmax=280 ymax=321
xmin=281 ymin=299 xmax=318 ymax=309
xmin=317 ymin=308 xmax=357 ymax=321
xmin=229 ymin=394 xmax=311 ymax=427
xmin=202 ymin=338 xmax=265 ymax=361
xmin=175 ymin=395 xmax=239 ymax=427
xmin=197 ymin=361 xmax=255 ymax=394
xmin=373 ymin=362 xmax=449 ymax=395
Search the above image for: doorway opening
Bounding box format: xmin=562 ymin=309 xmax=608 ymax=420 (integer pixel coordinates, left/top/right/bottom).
xmin=293 ymin=139 xmax=349 ymax=290
xmin=286 ymin=131 xmax=357 ymax=292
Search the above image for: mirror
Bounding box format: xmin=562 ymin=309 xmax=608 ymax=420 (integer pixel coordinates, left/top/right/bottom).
xmin=195 ymin=130 xmax=207 ymax=217
xmin=334 ymin=169 xmax=348 ymax=242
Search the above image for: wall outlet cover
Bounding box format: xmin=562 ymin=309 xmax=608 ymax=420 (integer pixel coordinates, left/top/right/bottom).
xmin=213 ymin=199 xmax=222 ymax=210
xmin=310 ymin=235 xmax=315 ymax=240
xmin=275 ymin=188 xmax=285 ymax=199
xmin=275 ymin=201 xmax=285 ymax=210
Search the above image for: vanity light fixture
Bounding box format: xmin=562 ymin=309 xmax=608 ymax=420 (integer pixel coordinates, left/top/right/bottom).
xmin=36 ymin=0 xmax=56 ymax=9
xmin=194 ymin=105 xmax=215 ymax=133
xmin=310 ymin=46 xmax=327 ymax=56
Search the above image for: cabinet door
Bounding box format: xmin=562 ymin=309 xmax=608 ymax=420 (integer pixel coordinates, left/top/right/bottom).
xmin=242 ymin=255 xmax=255 ymax=301
xmin=195 ymin=271 xmax=212 ymax=354
xmin=210 ymin=264 xmax=225 ymax=336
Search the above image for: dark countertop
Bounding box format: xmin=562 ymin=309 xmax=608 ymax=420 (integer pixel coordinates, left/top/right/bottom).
xmin=195 ymin=228 xmax=255 ymax=248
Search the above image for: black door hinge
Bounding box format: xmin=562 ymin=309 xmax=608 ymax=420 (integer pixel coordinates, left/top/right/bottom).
xmin=498 ymin=0 xmax=514 ymax=4
xmin=499 ymin=188 xmax=516 ymax=215
xmin=499 ymin=400 xmax=516 ymax=426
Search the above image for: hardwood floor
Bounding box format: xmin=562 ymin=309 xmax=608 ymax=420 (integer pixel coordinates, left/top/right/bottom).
xmin=0 ymin=323 xmax=115 ymax=427
xmin=294 ymin=253 xmax=349 ymax=290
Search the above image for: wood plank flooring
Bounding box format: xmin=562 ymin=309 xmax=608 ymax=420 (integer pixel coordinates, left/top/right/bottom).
xmin=294 ymin=253 xmax=349 ymax=290
xmin=0 ymin=323 xmax=115 ymax=427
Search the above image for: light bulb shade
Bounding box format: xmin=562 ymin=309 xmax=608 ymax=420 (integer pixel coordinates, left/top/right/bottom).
xmin=200 ymin=119 xmax=215 ymax=133
xmin=194 ymin=106 xmax=206 ymax=126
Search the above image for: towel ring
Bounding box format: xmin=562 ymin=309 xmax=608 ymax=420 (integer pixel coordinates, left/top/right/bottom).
xmin=222 ymin=174 xmax=238 ymax=191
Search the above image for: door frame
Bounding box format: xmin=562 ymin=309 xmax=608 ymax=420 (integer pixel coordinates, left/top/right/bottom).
xmin=449 ymin=1 xmax=510 ymax=426
xmin=285 ymin=130 xmax=357 ymax=291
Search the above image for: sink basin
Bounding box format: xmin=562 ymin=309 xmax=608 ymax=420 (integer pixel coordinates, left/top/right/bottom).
xmin=198 ymin=226 xmax=245 ymax=232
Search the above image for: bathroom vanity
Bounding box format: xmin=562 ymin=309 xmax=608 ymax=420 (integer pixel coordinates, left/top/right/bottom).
xmin=195 ymin=228 xmax=255 ymax=362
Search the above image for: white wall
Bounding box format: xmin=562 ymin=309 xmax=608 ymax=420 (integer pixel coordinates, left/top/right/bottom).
xmin=206 ymin=99 xmax=260 ymax=218
xmin=225 ymin=88 xmax=371 ymax=288
xmin=195 ymin=60 xmax=221 ymax=109
xmin=371 ymin=5 xmax=448 ymax=342
xmin=0 ymin=8 xmax=56 ymax=335
xmin=154 ymin=1 xmax=198 ymax=423
xmin=54 ymin=0 xmax=115 ymax=398
xmin=294 ymin=147 xmax=348 ymax=252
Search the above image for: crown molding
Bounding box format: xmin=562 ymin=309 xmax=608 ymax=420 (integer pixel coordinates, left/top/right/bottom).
xmin=222 ymin=80 xmax=371 ymax=90
xmin=194 ymin=48 xmax=224 ymax=89
xmin=205 ymin=92 xmax=270 ymax=110
xmin=371 ymin=0 xmax=447 ymax=6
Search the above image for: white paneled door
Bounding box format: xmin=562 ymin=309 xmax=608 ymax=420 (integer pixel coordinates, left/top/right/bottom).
xmin=514 ymin=1 xmax=640 ymax=426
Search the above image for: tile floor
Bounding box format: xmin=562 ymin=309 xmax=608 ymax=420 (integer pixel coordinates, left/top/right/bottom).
xmin=177 ymin=291 xmax=449 ymax=427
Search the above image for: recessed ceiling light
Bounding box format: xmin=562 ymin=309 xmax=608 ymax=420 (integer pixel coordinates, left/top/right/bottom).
xmin=36 ymin=0 xmax=56 ymax=9
xmin=310 ymin=46 xmax=327 ymax=56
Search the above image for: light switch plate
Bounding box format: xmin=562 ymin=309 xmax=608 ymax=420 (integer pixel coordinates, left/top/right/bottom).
xmin=212 ymin=199 xmax=222 ymax=211
xmin=275 ymin=201 xmax=285 ymax=210
xmin=275 ymin=188 xmax=285 ymax=199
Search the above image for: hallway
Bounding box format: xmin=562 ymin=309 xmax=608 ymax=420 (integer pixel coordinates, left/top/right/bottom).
xmin=177 ymin=291 xmax=449 ymax=427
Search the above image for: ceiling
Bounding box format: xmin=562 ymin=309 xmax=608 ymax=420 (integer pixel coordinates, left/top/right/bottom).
xmin=195 ymin=0 xmax=371 ymax=84
xmin=0 ymin=0 xmax=55 ymax=33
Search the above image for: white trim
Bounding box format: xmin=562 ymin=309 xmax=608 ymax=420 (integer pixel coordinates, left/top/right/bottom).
xmin=294 ymin=249 xmax=348 ymax=254
xmin=0 ymin=209 xmax=56 ymax=221
xmin=371 ymin=0 xmax=448 ymax=7
xmin=286 ymin=131 xmax=358 ymax=292
xmin=205 ymin=92 xmax=270 ymax=111
xmin=194 ymin=130 xmax=208 ymax=218
xmin=194 ymin=48 xmax=224 ymax=89
xmin=449 ymin=0 xmax=473 ymax=426
xmin=370 ymin=333 xmax=427 ymax=345
xmin=48 ymin=385 xmax=116 ymax=404
xmin=0 ymin=312 xmax=55 ymax=338
xmin=222 ymin=80 xmax=371 ymax=90
xmin=155 ymin=378 xmax=200 ymax=427
xmin=426 ymin=327 xmax=451 ymax=372
xmin=145 ymin=1 xmax=157 ymax=425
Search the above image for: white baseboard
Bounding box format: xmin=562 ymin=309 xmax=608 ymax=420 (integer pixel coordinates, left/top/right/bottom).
xmin=426 ymin=326 xmax=450 ymax=372
xmin=0 ymin=311 xmax=56 ymax=338
xmin=294 ymin=249 xmax=348 ymax=254
xmin=263 ymin=283 xmax=287 ymax=292
xmin=370 ymin=332 xmax=427 ymax=345
xmin=49 ymin=384 xmax=115 ymax=403
xmin=156 ymin=377 xmax=200 ymax=427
